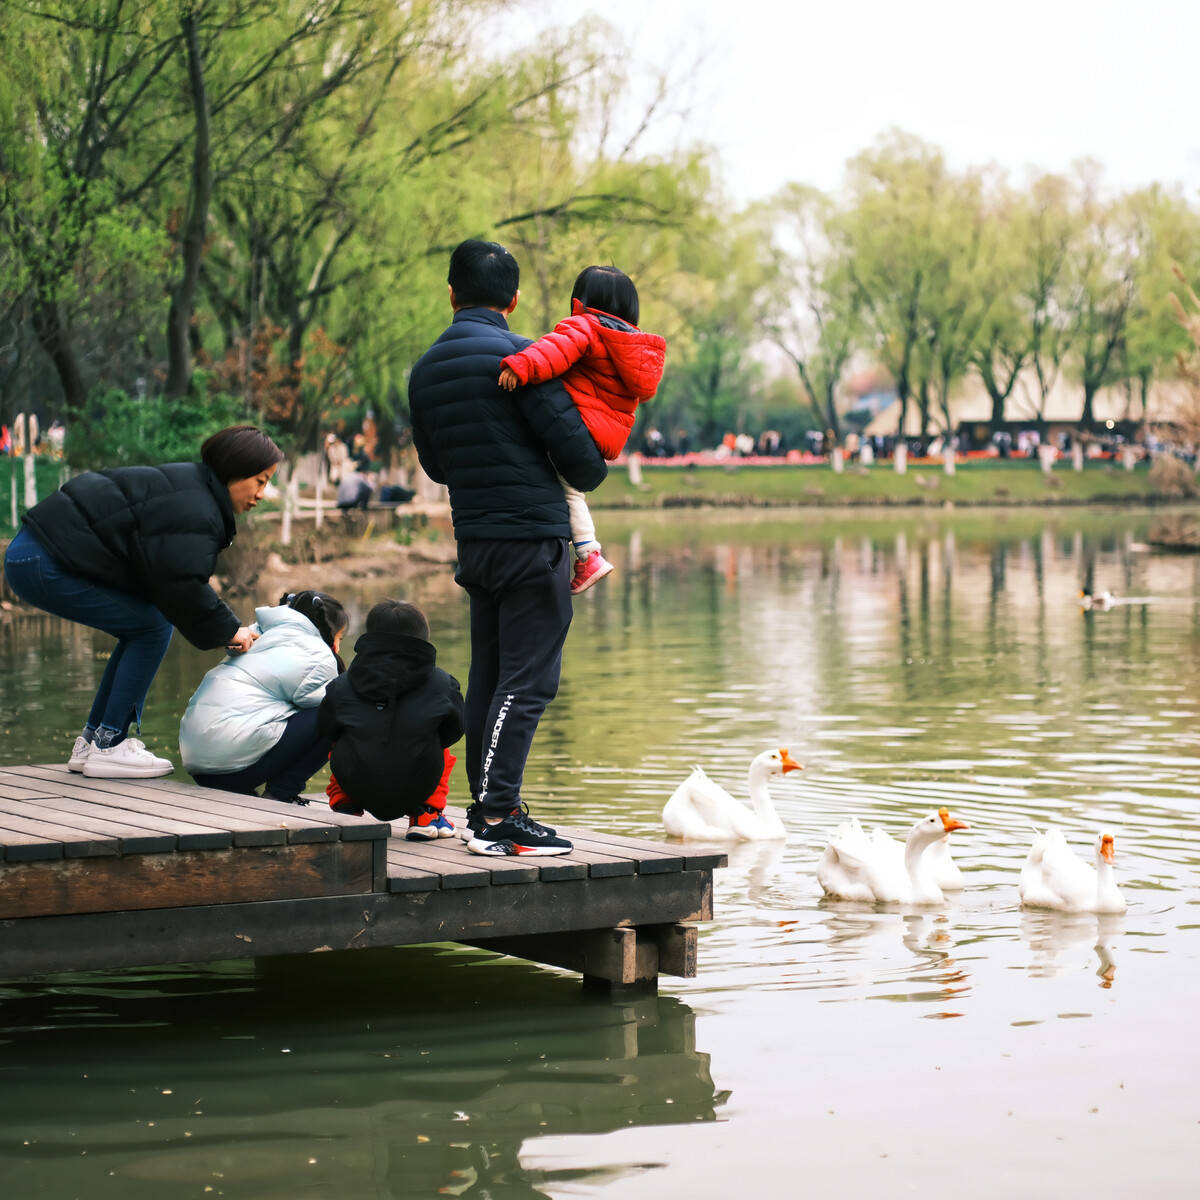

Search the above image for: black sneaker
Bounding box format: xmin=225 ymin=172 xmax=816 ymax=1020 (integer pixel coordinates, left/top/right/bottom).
xmin=459 ymin=801 xmax=486 ymax=842
xmin=265 ymin=789 xmax=310 ymax=806
xmin=460 ymin=800 xmax=555 ymax=841
xmin=467 ymin=810 xmax=573 ymax=857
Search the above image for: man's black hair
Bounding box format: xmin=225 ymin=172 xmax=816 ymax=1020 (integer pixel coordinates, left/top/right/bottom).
xmin=448 ymin=239 xmax=519 ymax=309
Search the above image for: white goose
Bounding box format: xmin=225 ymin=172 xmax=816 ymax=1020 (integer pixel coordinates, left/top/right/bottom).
xmin=662 ymin=748 xmax=802 ymax=841
xmin=1080 ymin=588 xmax=1116 ymax=611
xmin=926 ymin=807 xmax=966 ymax=891
xmin=817 ymin=809 xmax=969 ymax=905
xmin=1019 ymin=828 xmax=1126 ymax=914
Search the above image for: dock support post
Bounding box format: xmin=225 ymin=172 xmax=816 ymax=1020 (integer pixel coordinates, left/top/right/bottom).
xmin=464 ymin=922 xmax=699 ymax=996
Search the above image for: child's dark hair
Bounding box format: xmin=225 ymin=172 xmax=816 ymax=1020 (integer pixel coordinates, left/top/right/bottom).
xmin=365 ymin=598 xmax=430 ymax=641
xmin=448 ymin=239 xmax=519 ymax=309
xmin=280 ymin=590 xmax=349 ymax=669
xmin=202 ymin=425 xmax=284 ymax=484
xmin=571 ymin=265 xmax=639 ymax=326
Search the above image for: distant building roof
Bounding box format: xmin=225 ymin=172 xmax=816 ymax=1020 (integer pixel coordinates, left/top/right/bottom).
xmin=862 ymin=369 xmax=1194 ymax=436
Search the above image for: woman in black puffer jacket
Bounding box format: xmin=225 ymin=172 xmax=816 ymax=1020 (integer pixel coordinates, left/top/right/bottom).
xmin=3 ymin=424 xmax=283 ymax=780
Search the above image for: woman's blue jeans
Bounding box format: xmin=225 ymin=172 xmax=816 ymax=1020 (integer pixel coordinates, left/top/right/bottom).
xmin=4 ymin=526 xmax=174 ymax=738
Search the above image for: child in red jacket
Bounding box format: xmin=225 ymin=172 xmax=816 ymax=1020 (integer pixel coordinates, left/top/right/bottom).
xmin=499 ymin=265 xmax=666 ymax=593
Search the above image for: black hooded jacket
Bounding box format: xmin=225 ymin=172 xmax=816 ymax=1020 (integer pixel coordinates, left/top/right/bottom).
xmin=317 ymin=631 xmax=464 ymax=820
xmin=21 ymin=462 xmax=241 ymax=649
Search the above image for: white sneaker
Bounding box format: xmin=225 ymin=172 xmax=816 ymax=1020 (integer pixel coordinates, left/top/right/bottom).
xmin=67 ymin=736 xmax=92 ymax=772
xmin=82 ymin=737 xmax=174 ymax=779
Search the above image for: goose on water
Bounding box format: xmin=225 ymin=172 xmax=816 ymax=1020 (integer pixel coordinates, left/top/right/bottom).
xmin=1080 ymin=588 xmax=1116 ymax=611
xmin=1019 ymin=828 xmax=1126 ymax=914
xmin=817 ymin=809 xmax=969 ymax=905
xmin=662 ymin=748 xmax=802 ymax=841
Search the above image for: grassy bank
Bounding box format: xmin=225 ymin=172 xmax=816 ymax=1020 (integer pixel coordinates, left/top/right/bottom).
xmin=0 ymin=456 xmax=68 ymax=537
xmin=589 ymin=458 xmax=1174 ymax=509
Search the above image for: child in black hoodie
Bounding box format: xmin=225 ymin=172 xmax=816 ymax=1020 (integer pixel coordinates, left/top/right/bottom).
xmin=317 ymin=599 xmax=464 ymax=838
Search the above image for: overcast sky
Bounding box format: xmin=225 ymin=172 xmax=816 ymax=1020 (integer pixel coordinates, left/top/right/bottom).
xmin=520 ymin=0 xmax=1200 ymax=205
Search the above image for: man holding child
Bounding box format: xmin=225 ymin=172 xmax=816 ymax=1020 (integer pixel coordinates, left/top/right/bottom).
xmin=408 ymin=240 xmax=607 ymax=856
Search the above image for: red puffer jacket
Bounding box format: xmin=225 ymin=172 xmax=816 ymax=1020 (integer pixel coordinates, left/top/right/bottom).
xmin=501 ymin=300 xmax=666 ymax=460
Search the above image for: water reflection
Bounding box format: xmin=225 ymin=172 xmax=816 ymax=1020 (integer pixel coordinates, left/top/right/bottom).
xmin=1018 ymin=911 xmax=1125 ymax=990
xmin=0 ymin=947 xmax=722 ymax=1199
xmin=5 ymin=509 xmax=1200 ymax=1197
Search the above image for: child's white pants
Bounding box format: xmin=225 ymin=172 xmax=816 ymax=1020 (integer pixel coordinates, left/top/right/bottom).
xmin=560 ymin=476 xmax=598 ymax=554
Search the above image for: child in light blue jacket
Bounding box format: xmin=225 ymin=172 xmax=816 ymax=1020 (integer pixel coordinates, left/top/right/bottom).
xmin=179 ymin=590 xmax=348 ymax=804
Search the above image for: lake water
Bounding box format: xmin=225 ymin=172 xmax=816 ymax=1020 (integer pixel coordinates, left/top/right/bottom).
xmin=2 ymin=507 xmax=1199 ymax=1197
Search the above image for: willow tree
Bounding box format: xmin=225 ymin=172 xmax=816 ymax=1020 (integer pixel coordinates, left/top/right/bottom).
xmin=969 ymin=184 xmax=1032 ymax=432
xmin=919 ymin=167 xmax=1003 ymax=436
xmin=0 ymin=1 xmax=177 ymax=412
xmin=762 ymin=183 xmax=860 ymax=439
xmin=835 ymin=131 xmax=955 ymax=440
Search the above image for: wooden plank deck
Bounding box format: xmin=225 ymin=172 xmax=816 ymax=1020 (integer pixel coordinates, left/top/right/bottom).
xmin=0 ymin=767 xmax=725 ymax=991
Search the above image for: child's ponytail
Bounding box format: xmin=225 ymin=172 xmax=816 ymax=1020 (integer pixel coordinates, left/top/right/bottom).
xmin=281 ymin=590 xmax=349 ymax=672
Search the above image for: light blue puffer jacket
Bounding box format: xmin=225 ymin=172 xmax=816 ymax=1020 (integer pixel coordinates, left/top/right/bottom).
xmin=179 ymin=604 xmax=339 ymax=775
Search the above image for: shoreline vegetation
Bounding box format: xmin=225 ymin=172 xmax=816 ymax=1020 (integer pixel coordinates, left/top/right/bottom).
xmin=3 ymin=459 xmax=1199 ymax=607
xmin=588 ymin=457 xmax=1171 ymax=509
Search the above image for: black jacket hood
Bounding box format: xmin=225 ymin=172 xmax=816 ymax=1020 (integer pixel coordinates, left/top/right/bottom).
xmin=346 ymin=632 xmax=435 ymax=702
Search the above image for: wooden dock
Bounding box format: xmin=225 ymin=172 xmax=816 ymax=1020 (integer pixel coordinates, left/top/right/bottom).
xmin=0 ymin=765 xmax=725 ymax=992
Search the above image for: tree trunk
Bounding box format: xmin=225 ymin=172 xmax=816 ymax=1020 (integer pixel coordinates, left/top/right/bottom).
xmin=917 ymin=379 xmax=932 ymax=438
xmin=1080 ymin=383 xmax=1097 ymax=431
xmin=165 ymin=13 xmax=212 ymax=398
xmin=823 ymin=381 xmax=840 ymax=441
xmin=32 ymin=300 xmax=86 ymax=415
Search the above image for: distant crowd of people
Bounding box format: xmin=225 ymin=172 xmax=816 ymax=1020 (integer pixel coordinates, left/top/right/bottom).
xmin=1 ymin=416 xmax=66 ymax=457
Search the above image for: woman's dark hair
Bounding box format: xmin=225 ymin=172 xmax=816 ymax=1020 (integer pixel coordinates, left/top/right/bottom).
xmin=571 ymin=265 xmax=639 ymax=326
xmin=365 ymin=598 xmax=430 ymax=641
xmin=202 ymin=425 xmax=285 ymax=485
xmin=280 ymin=590 xmax=349 ymax=671
xmin=448 ymin=239 xmax=519 ymax=309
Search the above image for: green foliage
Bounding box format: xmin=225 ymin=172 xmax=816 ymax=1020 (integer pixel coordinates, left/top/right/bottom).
xmin=0 ymin=457 xmax=69 ymax=537
xmin=5 ymin=4 xmax=1200 ymax=454
xmin=63 ymin=389 xmax=257 ymax=471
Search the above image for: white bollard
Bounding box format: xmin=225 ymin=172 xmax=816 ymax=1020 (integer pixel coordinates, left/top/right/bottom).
xmin=1121 ymin=446 xmax=1136 ymax=471
xmin=10 ymin=473 xmax=16 ymax=528
xmin=894 ymin=442 xmax=907 ymax=475
xmin=943 ymin=446 xmax=956 ymax=476
xmin=1072 ymin=442 xmax=1083 ymax=472
xmin=23 ymin=454 xmax=36 ymax=508
xmin=832 ymin=447 xmax=844 ymax=474
xmin=627 ymin=451 xmax=643 ymax=486
xmin=284 ymin=469 xmax=301 ymax=546
xmin=1038 ymin=443 xmax=1056 ymax=474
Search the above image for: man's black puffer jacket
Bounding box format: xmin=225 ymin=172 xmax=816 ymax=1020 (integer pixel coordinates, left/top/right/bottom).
xmin=408 ymin=307 xmax=608 ymax=540
xmin=21 ymin=462 xmax=241 ymax=649
xmin=317 ymin=631 xmax=465 ymax=821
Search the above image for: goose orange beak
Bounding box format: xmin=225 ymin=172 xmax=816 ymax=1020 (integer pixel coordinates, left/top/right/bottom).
xmin=1100 ymin=834 xmax=1115 ymax=863
xmin=779 ymin=748 xmax=803 ymax=774
xmin=938 ymin=806 xmax=968 ymax=832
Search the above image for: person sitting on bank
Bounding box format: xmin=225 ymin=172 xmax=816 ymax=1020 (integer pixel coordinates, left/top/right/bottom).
xmin=179 ymin=590 xmax=349 ymax=805
xmin=337 ymin=468 xmax=376 ymax=510
xmin=2 ymin=425 xmax=282 ymax=778
xmin=319 ymin=599 xmax=464 ymax=840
